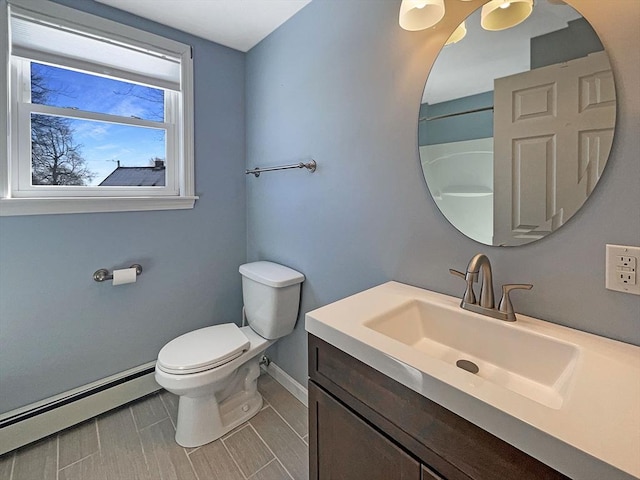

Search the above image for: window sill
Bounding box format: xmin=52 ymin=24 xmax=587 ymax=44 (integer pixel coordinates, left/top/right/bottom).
xmin=0 ymin=196 xmax=198 ymax=216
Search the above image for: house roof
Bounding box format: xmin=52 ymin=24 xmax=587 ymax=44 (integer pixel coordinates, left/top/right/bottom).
xmin=99 ymin=166 xmax=165 ymax=187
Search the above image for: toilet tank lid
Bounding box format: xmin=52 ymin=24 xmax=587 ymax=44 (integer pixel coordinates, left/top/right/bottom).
xmin=239 ymin=261 xmax=304 ymax=288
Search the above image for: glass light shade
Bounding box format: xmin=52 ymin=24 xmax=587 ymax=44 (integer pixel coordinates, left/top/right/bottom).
xmin=480 ymin=0 xmax=534 ymax=31
xmin=399 ymin=0 xmax=446 ymax=31
xmin=445 ymin=21 xmax=467 ymax=45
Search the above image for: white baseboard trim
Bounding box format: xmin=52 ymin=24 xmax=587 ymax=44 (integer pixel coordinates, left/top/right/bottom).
xmin=0 ymin=361 xmax=159 ymax=455
xmin=262 ymin=361 xmax=308 ymax=407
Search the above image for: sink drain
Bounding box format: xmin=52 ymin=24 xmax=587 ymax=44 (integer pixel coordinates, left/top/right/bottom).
xmin=456 ymin=359 xmax=479 ymax=374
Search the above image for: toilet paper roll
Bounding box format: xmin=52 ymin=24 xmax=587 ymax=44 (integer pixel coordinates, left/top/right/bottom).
xmin=112 ymin=267 xmax=137 ymax=286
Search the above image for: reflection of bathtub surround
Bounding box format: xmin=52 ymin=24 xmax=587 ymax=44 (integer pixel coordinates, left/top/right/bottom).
xmin=420 ymin=138 xmax=493 ymax=245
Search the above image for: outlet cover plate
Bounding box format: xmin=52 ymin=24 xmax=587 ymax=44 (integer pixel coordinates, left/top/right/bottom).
xmin=606 ymin=244 xmax=640 ymax=295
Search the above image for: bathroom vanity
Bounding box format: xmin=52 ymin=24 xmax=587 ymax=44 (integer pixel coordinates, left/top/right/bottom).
xmin=306 ymin=282 xmax=640 ymax=480
xmin=308 ymin=334 xmax=566 ymax=479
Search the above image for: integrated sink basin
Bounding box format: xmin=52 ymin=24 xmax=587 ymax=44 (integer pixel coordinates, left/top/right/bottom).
xmin=364 ymin=298 xmax=579 ymax=409
xmin=305 ymin=281 xmax=640 ymax=479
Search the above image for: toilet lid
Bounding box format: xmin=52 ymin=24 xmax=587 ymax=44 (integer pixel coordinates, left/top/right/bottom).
xmin=157 ymin=324 xmax=250 ymax=375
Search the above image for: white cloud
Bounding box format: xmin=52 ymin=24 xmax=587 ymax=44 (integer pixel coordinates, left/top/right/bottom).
xmin=73 ymin=121 xmax=110 ymax=140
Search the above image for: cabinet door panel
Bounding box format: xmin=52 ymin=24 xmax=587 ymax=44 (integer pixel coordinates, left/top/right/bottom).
xmin=310 ymin=382 xmax=421 ymax=480
xmin=423 ymin=465 xmax=445 ymax=480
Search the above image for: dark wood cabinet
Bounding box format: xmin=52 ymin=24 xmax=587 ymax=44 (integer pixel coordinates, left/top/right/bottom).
xmin=310 ymin=382 xmax=421 ymax=479
xmin=308 ymin=334 xmax=568 ymax=480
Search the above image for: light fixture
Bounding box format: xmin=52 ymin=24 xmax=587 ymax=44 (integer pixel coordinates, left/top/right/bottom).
xmin=399 ymin=0 xmax=445 ymax=31
xmin=399 ymin=0 xmax=535 ymax=42
xmin=445 ymin=21 xmax=467 ymax=45
xmin=480 ymin=0 xmax=534 ymax=31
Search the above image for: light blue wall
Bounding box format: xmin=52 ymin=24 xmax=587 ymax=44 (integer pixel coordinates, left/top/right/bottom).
xmin=1 ymin=0 xmax=638 ymax=413
xmin=246 ymin=0 xmax=640 ymax=387
xmin=0 ymin=0 xmax=246 ymax=413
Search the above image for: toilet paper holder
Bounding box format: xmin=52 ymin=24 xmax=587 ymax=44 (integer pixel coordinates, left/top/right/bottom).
xmin=93 ymin=264 xmax=143 ymax=282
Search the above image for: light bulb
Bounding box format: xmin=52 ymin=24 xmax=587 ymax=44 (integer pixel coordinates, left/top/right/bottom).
xmin=445 ymin=21 xmax=467 ymax=45
xmin=481 ymin=0 xmax=533 ymax=31
xmin=399 ymin=0 xmax=446 ymax=31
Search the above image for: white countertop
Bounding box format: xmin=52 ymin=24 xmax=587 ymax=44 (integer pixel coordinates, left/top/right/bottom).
xmin=305 ymin=281 xmax=640 ymax=480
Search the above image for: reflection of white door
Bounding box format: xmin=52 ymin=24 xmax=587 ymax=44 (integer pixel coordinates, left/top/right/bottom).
xmin=493 ymin=51 xmax=615 ymax=246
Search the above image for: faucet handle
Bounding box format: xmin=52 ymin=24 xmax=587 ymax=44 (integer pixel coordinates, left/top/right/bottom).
xmin=449 ymin=269 xmax=476 ymax=305
xmin=449 ymin=269 xmax=465 ymax=280
xmin=498 ymin=284 xmax=533 ymax=321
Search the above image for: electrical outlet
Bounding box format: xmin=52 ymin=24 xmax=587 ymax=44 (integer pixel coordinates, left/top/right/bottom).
xmin=606 ymin=244 xmax=640 ymax=295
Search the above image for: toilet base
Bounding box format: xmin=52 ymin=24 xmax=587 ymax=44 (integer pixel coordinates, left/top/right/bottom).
xmin=173 ymin=359 xmax=263 ymax=447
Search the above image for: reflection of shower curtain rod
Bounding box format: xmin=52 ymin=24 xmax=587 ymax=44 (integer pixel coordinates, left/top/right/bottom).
xmin=419 ymin=105 xmax=494 ymax=122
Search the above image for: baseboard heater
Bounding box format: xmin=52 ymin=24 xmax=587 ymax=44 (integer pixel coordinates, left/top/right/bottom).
xmin=0 ymin=361 xmax=160 ymax=455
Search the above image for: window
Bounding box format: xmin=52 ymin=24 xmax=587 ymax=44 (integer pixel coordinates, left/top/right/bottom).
xmin=1 ymin=0 xmax=196 ymax=216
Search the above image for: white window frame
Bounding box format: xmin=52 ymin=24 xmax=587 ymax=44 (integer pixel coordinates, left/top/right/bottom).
xmin=0 ymin=0 xmax=197 ymax=216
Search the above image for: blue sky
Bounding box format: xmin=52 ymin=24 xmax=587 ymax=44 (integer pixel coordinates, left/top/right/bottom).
xmin=32 ymin=63 xmax=166 ymax=185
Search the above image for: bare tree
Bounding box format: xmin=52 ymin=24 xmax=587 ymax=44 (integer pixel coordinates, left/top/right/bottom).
xmin=30 ymin=67 xmax=95 ymax=185
xmin=31 ymin=117 xmax=94 ymax=185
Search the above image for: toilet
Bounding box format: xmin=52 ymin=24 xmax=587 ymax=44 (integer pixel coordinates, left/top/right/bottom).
xmin=155 ymin=261 xmax=304 ymax=447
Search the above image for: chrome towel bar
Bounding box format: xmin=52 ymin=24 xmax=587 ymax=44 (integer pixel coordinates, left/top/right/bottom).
xmin=245 ymin=159 xmax=316 ymax=177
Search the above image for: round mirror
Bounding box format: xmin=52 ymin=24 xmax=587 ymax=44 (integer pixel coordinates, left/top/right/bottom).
xmin=419 ymin=1 xmax=616 ymax=246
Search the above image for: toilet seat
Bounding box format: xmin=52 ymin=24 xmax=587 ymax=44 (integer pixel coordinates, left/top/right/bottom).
xmin=157 ymin=324 xmax=250 ymax=375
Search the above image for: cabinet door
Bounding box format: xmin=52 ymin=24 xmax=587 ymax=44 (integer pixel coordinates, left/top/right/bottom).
xmin=310 ymin=382 xmax=422 ymax=480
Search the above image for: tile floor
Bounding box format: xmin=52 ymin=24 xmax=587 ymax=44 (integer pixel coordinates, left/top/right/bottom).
xmin=0 ymin=373 xmax=309 ymax=480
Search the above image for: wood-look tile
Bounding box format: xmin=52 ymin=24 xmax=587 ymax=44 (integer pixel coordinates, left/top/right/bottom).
xmin=251 ymin=406 xmax=309 ymax=480
xmin=223 ymin=425 xmax=274 ymax=477
xmin=58 ymin=453 xmax=105 ymax=480
xmin=131 ymin=393 xmax=168 ymax=430
xmin=58 ymin=419 xmax=99 ymax=469
xmin=159 ymin=389 xmax=179 ymax=427
xmin=99 ymin=452 xmax=155 ymax=480
xmin=138 ymin=418 xmax=197 ymax=480
xmin=189 ymin=439 xmax=244 ymax=480
xmin=2 ymin=376 xmax=309 ymax=480
xmin=250 ymin=459 xmax=294 ymax=480
xmin=258 ymin=374 xmax=308 ymax=437
xmin=97 ymin=407 xmax=154 ymax=480
xmin=11 ymin=437 xmax=57 ymax=480
xmin=221 ymin=421 xmax=251 ymax=441
xmin=0 ymin=452 xmax=14 ymax=480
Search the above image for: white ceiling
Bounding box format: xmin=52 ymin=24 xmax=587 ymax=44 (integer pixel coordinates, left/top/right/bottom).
xmin=94 ymin=0 xmax=584 ymax=102
xmin=95 ymin=0 xmax=312 ymax=52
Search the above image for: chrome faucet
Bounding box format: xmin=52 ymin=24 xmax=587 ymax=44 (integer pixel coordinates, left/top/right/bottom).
xmin=450 ymin=254 xmax=532 ymax=322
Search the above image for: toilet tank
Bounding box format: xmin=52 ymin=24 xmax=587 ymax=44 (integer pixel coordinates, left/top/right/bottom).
xmin=239 ymin=261 xmax=305 ymax=340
